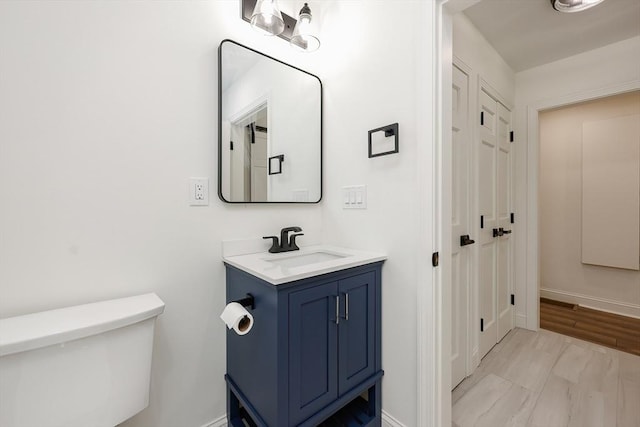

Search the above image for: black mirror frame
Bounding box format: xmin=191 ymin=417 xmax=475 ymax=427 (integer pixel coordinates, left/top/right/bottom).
xmin=217 ymin=39 xmax=323 ymax=204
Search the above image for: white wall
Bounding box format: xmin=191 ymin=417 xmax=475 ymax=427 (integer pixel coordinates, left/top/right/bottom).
xmin=0 ymin=1 xmax=436 ymax=427
xmin=538 ymin=92 xmax=640 ymax=316
xmin=515 ymin=35 xmax=640 ymax=328
xmin=0 ymin=2 xmax=323 ymax=427
xmin=316 ymin=1 xmax=435 ymax=425
xmin=453 ymin=14 xmax=515 ymax=104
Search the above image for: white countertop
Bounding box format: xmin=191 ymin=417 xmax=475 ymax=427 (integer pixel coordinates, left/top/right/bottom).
xmin=222 ymin=244 xmax=387 ymax=285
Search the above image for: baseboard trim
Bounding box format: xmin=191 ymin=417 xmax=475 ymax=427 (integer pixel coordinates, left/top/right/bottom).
xmin=540 ymin=288 xmax=640 ymax=319
xmin=382 ymin=410 xmax=406 ymax=427
xmin=515 ymin=313 xmax=528 ymax=329
xmin=203 ymin=411 xmax=404 ymax=427
xmin=201 ymin=414 xmax=227 ymax=427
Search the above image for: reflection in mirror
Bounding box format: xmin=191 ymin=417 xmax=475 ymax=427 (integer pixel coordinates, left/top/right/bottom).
xmin=218 ymin=40 xmax=322 ymax=203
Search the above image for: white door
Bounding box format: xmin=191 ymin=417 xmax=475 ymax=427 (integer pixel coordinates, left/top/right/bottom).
xmin=230 ymin=124 xmax=245 ymax=202
xmin=478 ymin=88 xmax=498 ymax=359
xmin=478 ymin=87 xmax=514 ymax=359
xmin=496 ymin=102 xmax=513 ymax=341
xmin=451 ymin=64 xmax=471 ymax=388
xmin=251 ymin=129 xmax=268 ymax=201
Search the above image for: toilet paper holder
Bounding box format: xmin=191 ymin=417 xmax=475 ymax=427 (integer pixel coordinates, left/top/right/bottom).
xmin=233 ymin=294 xmax=255 ymax=310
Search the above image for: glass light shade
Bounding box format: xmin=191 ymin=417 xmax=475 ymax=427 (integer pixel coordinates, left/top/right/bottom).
xmin=251 ymin=0 xmax=285 ymax=36
xmin=551 ymin=0 xmax=606 ymax=13
xmin=290 ymin=3 xmax=320 ymax=52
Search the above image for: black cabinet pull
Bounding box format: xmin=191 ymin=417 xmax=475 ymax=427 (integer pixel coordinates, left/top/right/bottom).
xmin=502 ymin=228 xmax=512 ymax=234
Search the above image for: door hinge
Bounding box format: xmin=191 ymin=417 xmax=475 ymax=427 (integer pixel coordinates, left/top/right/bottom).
xmin=510 ymin=131 xmax=514 ymax=142
xmin=480 ymin=215 xmax=484 ymax=229
xmin=510 ymin=213 xmax=515 ymax=224
xmin=480 ymin=111 xmax=484 ymax=126
xmin=230 ymin=140 xmax=234 ymax=150
xmin=511 ymin=294 xmax=515 ymax=305
xmin=480 ymin=318 xmax=484 ymax=332
xmin=432 ymin=252 xmax=439 ymax=267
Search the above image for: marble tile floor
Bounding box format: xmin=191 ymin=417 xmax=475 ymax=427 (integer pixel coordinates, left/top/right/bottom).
xmin=452 ymin=327 xmax=640 ymax=427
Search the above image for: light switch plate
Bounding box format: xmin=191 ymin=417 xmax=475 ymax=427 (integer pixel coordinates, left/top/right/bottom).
xmin=342 ymin=185 xmax=367 ymax=209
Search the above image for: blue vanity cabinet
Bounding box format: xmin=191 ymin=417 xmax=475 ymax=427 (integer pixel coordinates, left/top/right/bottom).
xmin=224 ymin=261 xmax=383 ymax=427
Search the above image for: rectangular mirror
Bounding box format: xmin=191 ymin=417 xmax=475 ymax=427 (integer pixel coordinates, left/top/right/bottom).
xmin=218 ymin=40 xmax=322 ymax=203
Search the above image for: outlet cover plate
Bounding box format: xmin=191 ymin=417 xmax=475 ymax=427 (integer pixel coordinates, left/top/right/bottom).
xmin=189 ymin=177 xmax=209 ymax=206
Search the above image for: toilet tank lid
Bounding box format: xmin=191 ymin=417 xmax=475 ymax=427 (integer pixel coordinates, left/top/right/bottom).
xmin=0 ymin=293 xmax=165 ymax=357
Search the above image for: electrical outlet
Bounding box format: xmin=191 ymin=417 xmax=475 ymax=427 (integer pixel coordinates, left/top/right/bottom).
xmin=189 ymin=178 xmax=209 ymax=206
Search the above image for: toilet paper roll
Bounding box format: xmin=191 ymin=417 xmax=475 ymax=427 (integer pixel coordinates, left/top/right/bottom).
xmin=220 ymin=302 xmax=254 ymax=335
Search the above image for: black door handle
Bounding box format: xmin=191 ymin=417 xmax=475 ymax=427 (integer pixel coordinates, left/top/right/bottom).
xmin=493 ymin=228 xmax=512 ymax=237
xmin=460 ymin=235 xmax=475 ymax=246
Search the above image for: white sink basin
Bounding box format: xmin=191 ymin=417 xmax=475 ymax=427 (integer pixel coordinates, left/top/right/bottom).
xmin=265 ymin=251 xmax=347 ymax=268
xmin=222 ymin=245 xmax=386 ymax=285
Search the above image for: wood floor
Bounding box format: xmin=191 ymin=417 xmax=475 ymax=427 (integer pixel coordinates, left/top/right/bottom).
xmin=452 ymin=328 xmax=640 ymax=427
xmin=540 ymin=298 xmax=640 ymax=356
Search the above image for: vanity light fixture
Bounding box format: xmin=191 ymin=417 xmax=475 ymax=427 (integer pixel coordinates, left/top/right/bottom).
xmin=241 ymin=0 xmax=320 ymax=51
xmin=290 ymin=3 xmax=320 ymax=52
xmin=250 ymin=0 xmax=285 ymax=36
xmin=550 ymin=0 xmax=606 ymax=13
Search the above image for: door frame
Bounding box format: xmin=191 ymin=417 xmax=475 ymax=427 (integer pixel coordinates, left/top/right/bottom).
xmin=524 ymin=80 xmax=640 ymax=331
xmin=430 ymin=0 xmax=640 ymax=425
xmin=416 ymin=1 xmax=452 ymax=426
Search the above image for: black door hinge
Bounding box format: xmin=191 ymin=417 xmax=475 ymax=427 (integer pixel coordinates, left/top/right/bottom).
xmin=510 ymin=131 xmax=514 ymax=142
xmin=480 ymin=318 xmax=484 ymax=332
xmin=511 ymin=294 xmax=515 ymax=305
xmin=480 ymin=215 xmax=484 ymax=229
xmin=230 ymin=140 xmax=234 ymax=150
xmin=432 ymin=252 xmax=439 ymax=267
xmin=480 ymin=111 xmax=484 ymax=126
xmin=510 ymin=213 xmax=515 ymax=224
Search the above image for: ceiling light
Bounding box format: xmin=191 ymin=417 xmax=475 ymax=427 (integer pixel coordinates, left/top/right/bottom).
xmin=550 ymin=0 xmax=606 ymax=13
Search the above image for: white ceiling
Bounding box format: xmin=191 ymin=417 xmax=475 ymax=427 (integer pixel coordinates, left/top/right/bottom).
xmin=463 ymin=0 xmax=640 ymax=72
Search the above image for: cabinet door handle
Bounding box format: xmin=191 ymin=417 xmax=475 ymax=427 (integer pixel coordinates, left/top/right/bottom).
xmin=345 ymin=293 xmax=349 ymax=321
xmin=335 ymin=295 xmax=340 ymax=325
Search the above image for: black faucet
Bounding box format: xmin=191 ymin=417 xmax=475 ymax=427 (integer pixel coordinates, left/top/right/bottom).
xmin=263 ymin=226 xmax=304 ymax=253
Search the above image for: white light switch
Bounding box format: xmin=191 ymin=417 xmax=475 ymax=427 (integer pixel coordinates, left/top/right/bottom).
xmin=342 ymin=185 xmax=367 ymax=209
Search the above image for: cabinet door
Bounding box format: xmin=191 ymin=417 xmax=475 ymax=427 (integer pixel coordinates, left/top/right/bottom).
xmin=338 ymin=272 xmax=376 ymax=395
xmin=289 ymin=282 xmax=339 ymax=425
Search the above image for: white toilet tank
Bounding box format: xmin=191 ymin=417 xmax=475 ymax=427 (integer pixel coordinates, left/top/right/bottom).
xmin=0 ymin=293 xmax=165 ymax=427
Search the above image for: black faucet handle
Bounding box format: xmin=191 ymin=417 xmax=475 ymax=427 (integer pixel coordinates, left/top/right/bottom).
xmin=288 ymin=233 xmax=304 ymax=250
xmin=263 ymin=235 xmax=280 ymax=253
